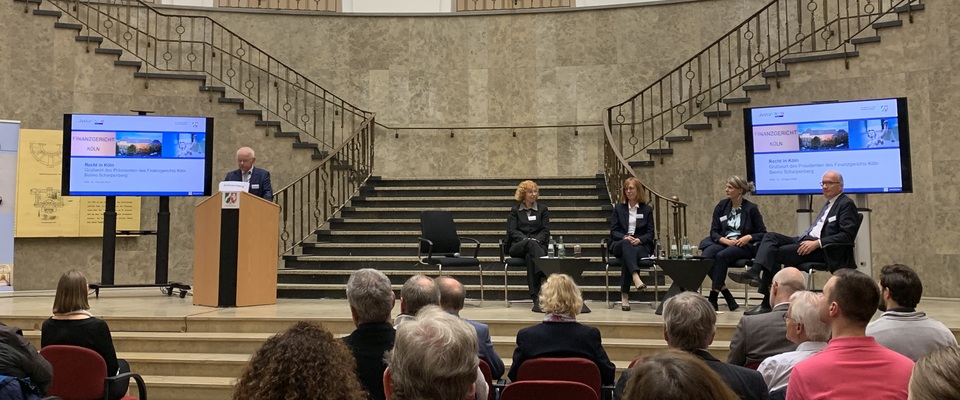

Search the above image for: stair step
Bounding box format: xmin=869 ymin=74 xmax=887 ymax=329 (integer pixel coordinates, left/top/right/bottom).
xmin=347 ymin=206 xmax=608 ymax=212
xmin=628 ymin=160 xmax=655 ymax=168
xmin=199 ymin=86 xmax=226 ymax=93
xmin=53 ymin=22 xmax=82 ymax=30
xmin=893 ymin=3 xmax=924 ymax=13
xmin=665 ymin=136 xmax=693 ymax=143
xmin=14 ymin=0 xmax=42 ymax=4
xmin=743 ymin=84 xmax=771 ymax=92
xmin=255 ymin=120 xmax=280 ymax=127
xmin=646 ymin=148 xmax=674 ymax=156
xmin=762 ymin=70 xmax=790 ymax=78
xmin=850 ymin=36 xmax=881 ymax=45
xmin=703 ymin=110 xmax=732 ymax=118
xmin=292 ymin=142 xmax=318 ymax=149
xmin=133 ymin=72 xmax=206 ymax=81
xmin=722 ymin=97 xmax=751 ymax=104
xmin=141 ymin=375 xmax=235 ymax=400
xmin=873 ymin=20 xmax=903 ymax=29
xmin=32 ymin=9 xmax=61 ymax=17
xmin=313 ymin=151 xmax=330 ymax=159
xmin=94 ymin=48 xmax=123 ymax=56
xmin=275 ymin=131 xmax=300 ymax=138
xmin=218 ymin=98 xmax=243 ymax=104
xmin=236 ymin=109 xmax=262 ymax=116
xmin=74 ymin=35 xmax=103 ymax=43
xmin=683 ymin=123 xmax=712 ymax=131
xmin=114 ymin=60 xmax=142 ymax=69
xmin=781 ymin=51 xmax=859 ymax=65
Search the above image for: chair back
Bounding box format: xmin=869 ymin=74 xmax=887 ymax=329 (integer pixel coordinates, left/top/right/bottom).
xmin=516 ymin=357 xmax=601 ymax=400
xmin=501 ymin=381 xmax=597 ymax=400
xmin=40 ymin=345 xmax=108 ymax=400
xmin=478 ymin=358 xmax=493 ymax=400
xmin=419 ymin=210 xmax=461 ymax=254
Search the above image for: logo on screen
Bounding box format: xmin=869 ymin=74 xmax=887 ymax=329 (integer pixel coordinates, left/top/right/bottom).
xmin=94 ymin=120 xmax=104 ymax=125
xmin=880 ymin=105 xmax=889 ymax=112
xmin=192 ymin=122 xmax=199 ymax=128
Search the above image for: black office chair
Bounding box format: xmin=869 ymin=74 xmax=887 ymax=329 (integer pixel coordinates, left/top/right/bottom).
xmin=732 ymin=258 xmax=754 ymax=307
xmin=417 ymin=210 xmax=484 ymax=304
xmin=498 ymin=239 xmax=530 ymax=307
xmin=600 ymin=238 xmax=658 ymax=308
xmin=796 ymin=213 xmax=865 ymax=290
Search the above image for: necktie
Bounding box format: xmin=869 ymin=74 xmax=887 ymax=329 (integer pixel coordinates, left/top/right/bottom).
xmin=804 ymin=201 xmax=830 ymax=237
xmin=243 ymin=171 xmax=251 ymax=183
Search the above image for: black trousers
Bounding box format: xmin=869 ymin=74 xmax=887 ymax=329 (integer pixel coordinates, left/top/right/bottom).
xmin=510 ymin=239 xmax=547 ymax=297
xmin=752 ymin=232 xmax=824 ymax=295
xmin=701 ymin=243 xmax=753 ymax=291
xmin=610 ymin=240 xmax=651 ymax=294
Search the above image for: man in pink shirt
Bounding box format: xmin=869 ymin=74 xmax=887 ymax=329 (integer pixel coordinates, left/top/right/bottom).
xmin=786 ymin=269 xmax=913 ymax=400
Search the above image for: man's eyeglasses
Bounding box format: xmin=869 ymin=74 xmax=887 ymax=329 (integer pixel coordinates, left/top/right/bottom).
xmin=820 ymin=181 xmax=840 ymax=187
xmin=783 ymin=314 xmax=795 ymax=322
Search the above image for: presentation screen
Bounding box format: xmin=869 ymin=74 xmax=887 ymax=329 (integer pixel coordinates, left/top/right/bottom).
xmin=743 ymin=97 xmax=912 ymax=195
xmin=62 ymin=114 xmax=214 ymax=196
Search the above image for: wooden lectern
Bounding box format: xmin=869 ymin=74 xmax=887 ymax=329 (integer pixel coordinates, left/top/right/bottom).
xmin=193 ymin=191 xmax=279 ymax=307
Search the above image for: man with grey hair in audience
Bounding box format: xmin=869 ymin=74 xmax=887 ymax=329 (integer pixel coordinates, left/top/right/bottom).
xmin=757 ymin=291 xmax=830 ymax=393
xmin=394 ymin=274 xmax=440 ymax=327
xmin=384 ymin=305 xmax=481 ymax=400
xmin=728 ymin=267 xmax=805 ymax=367
xmin=342 ymin=268 xmax=396 ymax=400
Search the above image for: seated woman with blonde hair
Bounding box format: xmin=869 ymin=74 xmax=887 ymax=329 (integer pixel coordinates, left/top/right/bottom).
xmin=506 ymin=179 xmax=550 ymax=312
xmin=507 ymin=274 xmax=616 ymax=386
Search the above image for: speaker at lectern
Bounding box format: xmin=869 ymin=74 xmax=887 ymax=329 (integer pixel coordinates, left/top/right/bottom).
xmin=192 ymin=189 xmax=279 ymax=307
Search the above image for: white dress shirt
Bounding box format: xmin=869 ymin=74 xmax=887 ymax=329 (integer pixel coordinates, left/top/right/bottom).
xmin=757 ymin=340 xmax=829 ymax=392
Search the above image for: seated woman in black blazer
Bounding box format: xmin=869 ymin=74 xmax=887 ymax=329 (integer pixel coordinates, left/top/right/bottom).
xmin=506 ymin=180 xmax=550 ymax=312
xmin=508 ymin=273 xmax=616 ymax=386
xmin=609 ymin=177 xmax=654 ymax=311
xmin=698 ymin=176 xmax=767 ymax=311
xmin=41 ymin=270 xmax=130 ymax=400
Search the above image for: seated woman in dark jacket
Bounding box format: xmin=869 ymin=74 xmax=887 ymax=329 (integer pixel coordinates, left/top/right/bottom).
xmin=40 ymin=270 xmax=130 ymax=400
xmin=508 ymin=274 xmax=616 ymax=386
xmin=609 ymin=177 xmax=655 ymax=311
xmin=506 ymin=180 xmax=550 ymax=311
xmin=699 ymin=176 xmax=767 ymax=311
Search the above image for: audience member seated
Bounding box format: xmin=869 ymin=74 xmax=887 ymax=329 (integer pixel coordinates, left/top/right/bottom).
xmin=0 ymin=322 xmax=52 ymax=396
xmin=866 ymin=264 xmax=957 ymax=361
xmin=342 ymin=268 xmax=397 ymax=400
xmin=506 ymin=180 xmax=550 ymax=312
xmin=508 ymin=273 xmax=616 ymax=385
xmin=699 ymin=175 xmax=767 ymax=312
xmin=385 ymin=306 xmax=480 ymax=400
xmin=908 ymin=346 xmax=960 ymax=400
xmin=728 ymin=267 xmax=805 ymax=367
xmin=757 ymin=291 xmax=829 ymax=393
xmin=437 ymin=276 xmax=505 ymax=379
xmin=621 ymin=348 xmax=740 ymax=400
xmin=40 ymin=270 xmax=130 ymax=400
xmin=609 ymin=177 xmax=654 ymax=311
xmin=730 ymin=170 xmax=859 ymax=315
xmin=394 ymin=274 xmax=439 ymax=327
xmin=233 ymin=321 xmax=366 ymax=400
xmin=787 ymin=269 xmax=913 ymax=399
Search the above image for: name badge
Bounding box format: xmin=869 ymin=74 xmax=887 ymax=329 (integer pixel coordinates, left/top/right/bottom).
xmin=828 ymin=216 xmax=837 ymax=223
xmin=638 ymin=214 xmax=644 ymax=219
xmin=528 ymin=215 xmax=537 ymax=221
xmin=719 ymin=216 xmax=728 ymax=222
xmin=252 ymin=184 xmax=260 ymax=189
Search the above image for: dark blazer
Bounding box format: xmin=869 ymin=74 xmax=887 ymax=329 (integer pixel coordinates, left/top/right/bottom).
xmin=342 ymin=322 xmax=396 ymax=400
xmin=699 ymin=198 xmax=767 ymax=252
xmin=508 ymin=321 xmax=616 ymax=385
xmin=0 ymin=323 xmax=52 ymax=394
xmin=817 ymin=193 xmax=859 ymax=270
xmin=610 ymin=203 xmax=655 ymax=254
xmin=224 ymin=166 xmax=273 ymax=201
xmin=727 ymin=303 xmax=797 ymax=366
xmin=693 ymin=349 xmax=770 ymax=400
xmin=506 ymin=203 xmax=550 ymax=251
xmin=466 ymin=318 xmax=505 ymax=379
xmin=41 ymin=317 xmax=120 ymax=377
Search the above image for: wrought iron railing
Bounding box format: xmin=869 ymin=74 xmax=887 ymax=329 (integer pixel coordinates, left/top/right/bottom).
xmin=275 ymin=116 xmax=375 ymax=254
xmin=45 ymin=0 xmax=369 ymax=150
xmin=456 ymin=0 xmax=573 ymax=11
xmin=605 ymin=0 xmax=921 ymax=160
xmin=217 ymin=0 xmax=340 ymax=12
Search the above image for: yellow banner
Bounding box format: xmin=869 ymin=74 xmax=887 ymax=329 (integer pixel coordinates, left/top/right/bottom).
xmin=14 ymin=129 xmax=141 ymax=237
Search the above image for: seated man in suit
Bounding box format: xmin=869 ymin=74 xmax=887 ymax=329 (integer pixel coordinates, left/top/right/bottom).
xmin=342 ymin=269 xmax=396 ymax=400
xmin=436 ymin=276 xmax=505 ymax=380
xmin=866 ymin=264 xmax=957 ymax=360
xmin=730 ymin=170 xmax=859 ymax=315
xmin=393 ymin=274 xmax=439 ymax=327
xmin=728 ymin=267 xmax=805 ymax=367
xmin=224 ymin=147 xmax=273 ymax=201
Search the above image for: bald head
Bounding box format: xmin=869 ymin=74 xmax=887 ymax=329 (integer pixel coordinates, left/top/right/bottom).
xmin=772 ymin=267 xmax=806 ymax=305
xmin=236 ymin=147 xmax=256 ymax=172
xmin=821 ymin=170 xmax=844 ymax=199
xmin=436 ymin=276 xmax=466 ymax=313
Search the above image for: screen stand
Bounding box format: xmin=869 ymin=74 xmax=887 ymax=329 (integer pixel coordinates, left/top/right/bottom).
xmin=156 ymin=196 xmax=170 ymax=284
xmin=854 ymin=194 xmax=873 ymax=278
xmin=100 ymin=196 xmax=117 ymax=285
xmin=796 ymin=195 xmax=813 ymax=237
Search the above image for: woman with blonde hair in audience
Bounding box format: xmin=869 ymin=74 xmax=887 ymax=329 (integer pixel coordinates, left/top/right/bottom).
xmin=506 ymin=179 xmax=550 ymax=312
xmin=233 ymin=320 xmax=366 ymax=400
xmin=623 ymin=349 xmax=740 ymax=400
xmin=609 ymin=177 xmax=654 ymax=311
xmin=41 ymin=270 xmax=131 ymax=400
xmin=508 ymin=274 xmax=616 ymax=386
xmin=908 ymin=346 xmax=960 ymax=400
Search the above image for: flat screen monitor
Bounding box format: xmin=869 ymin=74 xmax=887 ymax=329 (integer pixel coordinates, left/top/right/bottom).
xmin=62 ymin=114 xmax=214 ymax=196
xmin=743 ymin=97 xmax=912 ymax=195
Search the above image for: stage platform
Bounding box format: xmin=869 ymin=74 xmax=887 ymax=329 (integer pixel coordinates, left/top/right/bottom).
xmin=2 ymin=288 xmax=959 ymax=399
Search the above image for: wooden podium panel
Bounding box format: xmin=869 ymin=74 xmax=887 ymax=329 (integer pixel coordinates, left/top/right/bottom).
xmin=193 ymin=191 xmax=279 ymax=307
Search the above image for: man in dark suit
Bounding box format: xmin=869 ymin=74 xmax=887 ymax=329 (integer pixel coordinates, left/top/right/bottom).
xmin=223 ymin=147 xmax=273 ymax=201
xmin=728 ymin=267 xmax=805 ymax=367
xmin=730 ymin=170 xmax=859 ymax=315
xmin=436 ymin=276 xmax=505 ymax=380
xmin=342 ymin=268 xmax=396 ymax=400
